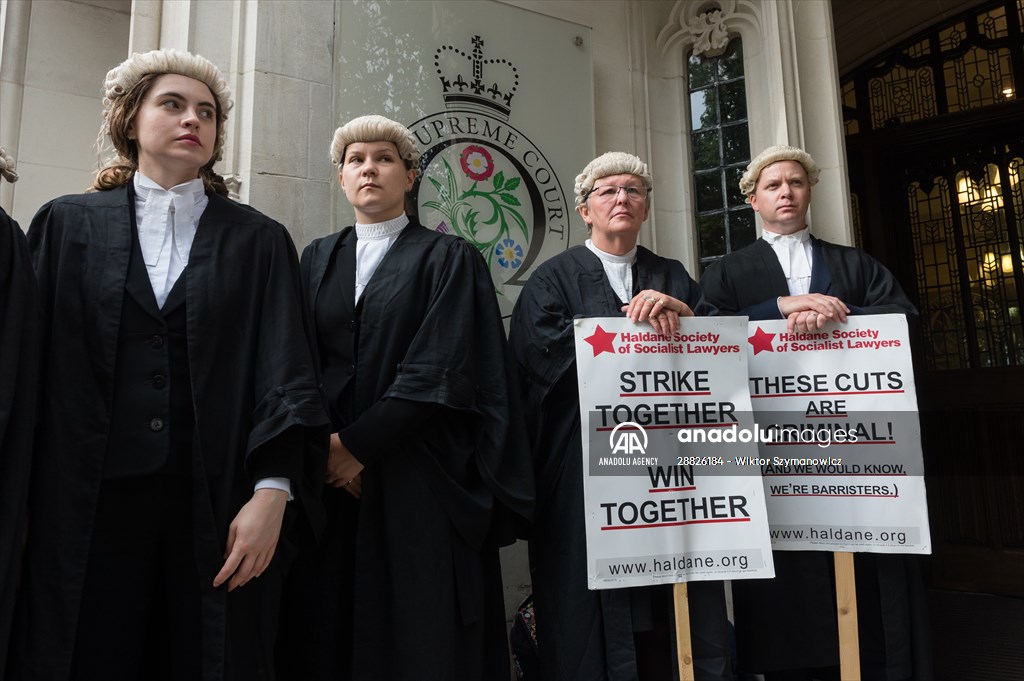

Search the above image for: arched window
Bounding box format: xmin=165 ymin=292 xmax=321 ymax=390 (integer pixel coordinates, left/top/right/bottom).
xmin=688 ymin=38 xmax=753 ymax=273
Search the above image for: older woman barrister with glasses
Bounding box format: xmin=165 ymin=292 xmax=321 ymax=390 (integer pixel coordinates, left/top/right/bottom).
xmin=509 ymin=151 xmax=732 ymax=680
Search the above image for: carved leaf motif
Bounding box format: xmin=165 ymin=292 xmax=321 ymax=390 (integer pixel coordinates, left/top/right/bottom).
xmin=688 ymin=10 xmax=730 ymax=58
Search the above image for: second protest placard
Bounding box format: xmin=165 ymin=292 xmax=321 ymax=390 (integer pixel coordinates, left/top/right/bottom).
xmin=745 ymin=314 xmax=931 ymax=554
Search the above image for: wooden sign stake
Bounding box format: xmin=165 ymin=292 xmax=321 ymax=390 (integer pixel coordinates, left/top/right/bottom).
xmin=834 ymin=551 xmax=861 ymax=680
xmin=673 ymin=582 xmax=695 ymax=681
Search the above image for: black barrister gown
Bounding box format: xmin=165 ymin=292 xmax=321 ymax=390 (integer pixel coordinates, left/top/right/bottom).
xmin=701 ymin=236 xmax=932 ymax=680
xmin=0 ymin=209 xmax=39 ymax=681
xmin=10 ymin=186 xmax=329 ymax=681
xmin=508 ymin=245 xmax=734 ymax=681
xmin=282 ymin=220 xmax=534 ymax=680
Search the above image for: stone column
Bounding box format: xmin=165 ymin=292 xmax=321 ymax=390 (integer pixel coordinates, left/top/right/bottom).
xmin=657 ymin=0 xmax=852 ymax=246
xmin=1 ymin=1 xmax=130 ymax=224
xmin=0 ymin=0 xmax=30 ymax=212
xmin=128 ymin=0 xmax=335 ymax=246
xmin=637 ymin=0 xmax=700 ymax=267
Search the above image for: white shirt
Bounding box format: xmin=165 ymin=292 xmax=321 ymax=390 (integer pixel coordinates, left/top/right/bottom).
xmin=586 ymin=239 xmax=637 ymax=304
xmin=133 ymin=173 xmax=290 ymax=498
xmin=762 ymin=227 xmax=813 ymax=297
xmin=133 ymin=172 xmax=207 ymax=308
xmin=355 ymin=214 xmax=409 ymax=304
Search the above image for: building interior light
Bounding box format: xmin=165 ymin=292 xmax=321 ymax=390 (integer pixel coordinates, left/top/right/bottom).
xmin=979 ymin=249 xmax=1023 ymax=279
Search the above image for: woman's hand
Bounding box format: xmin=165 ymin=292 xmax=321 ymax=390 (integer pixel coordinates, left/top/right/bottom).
xmin=214 ymin=488 xmax=287 ymax=591
xmin=326 ymin=433 xmax=364 ymax=498
xmin=622 ymin=290 xmax=694 ymax=336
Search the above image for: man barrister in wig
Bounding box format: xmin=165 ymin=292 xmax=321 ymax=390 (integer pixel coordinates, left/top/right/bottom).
xmin=700 ymin=145 xmax=931 ymax=680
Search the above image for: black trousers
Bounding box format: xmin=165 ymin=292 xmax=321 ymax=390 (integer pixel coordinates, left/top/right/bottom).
xmin=70 ymin=475 xmax=202 ymax=681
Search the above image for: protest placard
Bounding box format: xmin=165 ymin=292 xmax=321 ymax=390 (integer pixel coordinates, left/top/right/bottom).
xmin=745 ymin=314 xmax=931 ymax=554
xmin=574 ymin=316 xmax=775 ymax=589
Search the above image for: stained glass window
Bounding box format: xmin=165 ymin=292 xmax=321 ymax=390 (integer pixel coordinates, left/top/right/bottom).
xmin=906 ymin=159 xmax=1024 ymax=369
xmin=844 ymin=0 xmax=1024 ymax=370
xmin=843 ymin=0 xmax=1021 ymax=134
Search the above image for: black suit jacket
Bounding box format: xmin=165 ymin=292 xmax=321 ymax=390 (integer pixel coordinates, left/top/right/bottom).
xmin=701 ymin=236 xmax=916 ymax=321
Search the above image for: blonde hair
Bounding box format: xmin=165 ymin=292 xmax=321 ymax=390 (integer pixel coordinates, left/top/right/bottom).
xmin=329 ymin=115 xmax=420 ymax=170
xmin=92 ymin=49 xmax=233 ymax=194
xmin=739 ymin=145 xmax=820 ymax=201
xmin=573 ymin=151 xmax=652 ymax=207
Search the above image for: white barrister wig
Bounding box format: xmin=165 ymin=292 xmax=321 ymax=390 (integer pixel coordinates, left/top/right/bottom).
xmin=739 ymin=144 xmax=820 ymax=202
xmin=102 ymin=48 xmax=232 ymax=163
xmin=330 ymin=115 xmax=421 ymax=169
xmin=573 ymin=151 xmax=653 ymax=207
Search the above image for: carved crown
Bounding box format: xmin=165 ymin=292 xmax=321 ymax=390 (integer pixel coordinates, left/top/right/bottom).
xmin=435 ymin=35 xmax=519 ymax=120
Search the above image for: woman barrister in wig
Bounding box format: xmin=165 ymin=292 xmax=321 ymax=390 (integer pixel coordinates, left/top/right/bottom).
xmin=8 ymin=49 xmax=327 ymax=680
xmin=277 ymin=115 xmax=532 ymax=680
xmin=508 ymin=152 xmax=731 ymax=680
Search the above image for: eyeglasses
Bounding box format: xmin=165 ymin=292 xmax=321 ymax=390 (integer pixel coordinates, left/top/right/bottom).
xmin=588 ymin=185 xmax=648 ymax=201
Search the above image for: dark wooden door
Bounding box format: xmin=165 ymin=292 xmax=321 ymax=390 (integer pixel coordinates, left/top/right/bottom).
xmin=848 ymin=104 xmax=1024 ymax=596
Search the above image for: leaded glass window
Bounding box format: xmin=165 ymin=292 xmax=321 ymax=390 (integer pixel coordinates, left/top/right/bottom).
xmin=845 ymin=0 xmax=1024 ymax=371
xmin=907 ymin=157 xmax=1024 ymax=369
xmin=688 ymin=38 xmax=753 ymax=273
xmin=842 ymin=0 xmax=1023 ymax=135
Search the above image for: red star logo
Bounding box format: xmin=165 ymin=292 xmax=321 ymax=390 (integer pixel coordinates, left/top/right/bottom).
xmin=584 ymin=324 xmax=617 ymax=357
xmin=748 ymin=326 xmax=776 ymax=355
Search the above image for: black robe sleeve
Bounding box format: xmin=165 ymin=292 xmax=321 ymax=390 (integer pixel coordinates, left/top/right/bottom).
xmin=507 ymin=262 xmax=580 ymax=512
xmin=379 ymin=237 xmax=534 ymax=531
xmin=338 ymin=398 xmax=439 ymax=467
xmin=0 ymin=208 xmax=39 ymax=676
xmin=227 ymin=210 xmax=331 ymax=528
xmin=246 ymin=426 xmax=305 ymax=484
xmin=507 ymin=262 xmax=579 ymax=394
xmin=819 ymin=241 xmax=917 ymax=316
xmin=241 ymin=217 xmax=331 ymax=455
xmin=700 ymin=239 xmax=789 ymax=319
